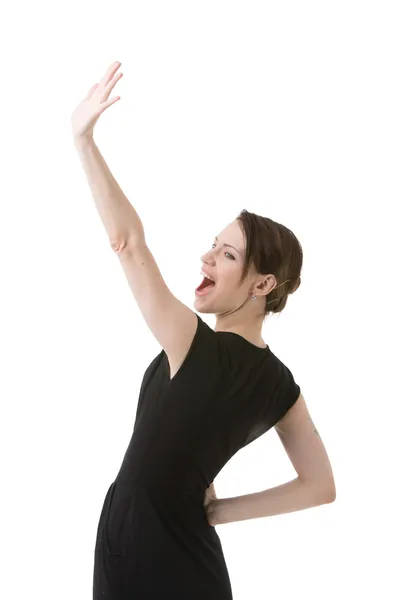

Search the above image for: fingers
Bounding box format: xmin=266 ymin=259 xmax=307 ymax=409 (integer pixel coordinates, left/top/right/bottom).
xmin=99 ymin=61 xmax=121 ymax=90
xmin=81 ymin=62 xmax=122 ymax=111
xmin=84 ymin=83 xmax=98 ymax=100
xmin=100 ymin=95 xmax=121 ymax=112
xmin=100 ymin=71 xmax=123 ymax=102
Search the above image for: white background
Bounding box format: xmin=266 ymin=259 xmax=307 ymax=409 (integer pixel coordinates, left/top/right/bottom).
xmin=1 ymin=1 xmax=399 ymax=598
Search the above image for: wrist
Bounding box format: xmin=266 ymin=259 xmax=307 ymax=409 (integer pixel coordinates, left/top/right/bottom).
xmin=73 ymin=133 xmax=95 ymax=151
xmin=211 ymin=498 xmax=227 ymax=526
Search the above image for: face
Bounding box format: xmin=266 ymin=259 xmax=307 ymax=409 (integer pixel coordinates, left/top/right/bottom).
xmin=194 ymin=220 xmax=267 ymax=315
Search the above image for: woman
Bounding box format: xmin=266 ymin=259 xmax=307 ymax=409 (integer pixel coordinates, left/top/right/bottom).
xmin=71 ymin=61 xmax=336 ymax=600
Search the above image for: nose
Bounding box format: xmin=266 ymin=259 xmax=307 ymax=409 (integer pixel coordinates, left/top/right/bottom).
xmin=201 ymin=240 xmax=219 ymax=266
xmin=201 ymin=251 xmax=214 ymax=265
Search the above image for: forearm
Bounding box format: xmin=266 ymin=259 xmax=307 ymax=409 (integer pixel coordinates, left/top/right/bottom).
xmin=213 ymin=477 xmax=334 ymax=526
xmin=73 ymin=135 xmax=145 ymax=247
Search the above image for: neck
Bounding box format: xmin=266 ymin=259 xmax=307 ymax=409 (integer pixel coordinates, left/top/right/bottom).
xmin=214 ymin=315 xmax=266 ymax=348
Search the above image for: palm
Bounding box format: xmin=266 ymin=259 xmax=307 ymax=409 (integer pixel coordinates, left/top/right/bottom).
xmin=71 ymin=61 xmax=123 ymax=139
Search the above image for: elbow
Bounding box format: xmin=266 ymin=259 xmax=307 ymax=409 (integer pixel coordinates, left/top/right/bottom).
xmin=110 ymin=239 xmax=129 ymax=254
xmin=110 ymin=232 xmax=146 ymax=255
xmin=324 ymin=478 xmax=336 ymax=503
xmin=320 ymin=484 xmax=336 ymax=504
xmin=301 ymin=478 xmax=336 ymax=504
xmin=324 ymin=489 xmax=336 ymax=503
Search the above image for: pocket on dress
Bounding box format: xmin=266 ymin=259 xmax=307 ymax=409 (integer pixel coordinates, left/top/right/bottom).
xmin=103 ymin=481 xmax=135 ymax=557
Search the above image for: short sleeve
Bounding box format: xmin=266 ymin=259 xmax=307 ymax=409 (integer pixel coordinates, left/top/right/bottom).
xmin=274 ymin=364 xmax=301 ymax=425
xmin=163 ymin=312 xmax=226 ymax=386
xmin=239 ymin=359 xmax=301 ymax=449
xmin=133 ymin=313 xmax=224 ymax=429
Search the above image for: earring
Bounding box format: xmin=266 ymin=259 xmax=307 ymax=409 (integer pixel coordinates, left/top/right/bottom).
xmin=252 ymin=295 xmax=257 ymax=300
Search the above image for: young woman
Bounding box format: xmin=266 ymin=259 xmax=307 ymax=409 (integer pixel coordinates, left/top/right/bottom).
xmin=72 ymin=61 xmax=336 ymax=600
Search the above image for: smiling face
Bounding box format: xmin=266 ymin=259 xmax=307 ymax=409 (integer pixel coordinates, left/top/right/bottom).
xmin=194 ymin=219 xmax=277 ymax=319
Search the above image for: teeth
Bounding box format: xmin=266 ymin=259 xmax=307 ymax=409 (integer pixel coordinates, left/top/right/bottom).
xmin=200 ymin=270 xmax=215 ymax=282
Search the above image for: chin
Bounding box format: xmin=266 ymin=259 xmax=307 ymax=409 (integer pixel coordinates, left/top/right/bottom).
xmin=193 ymin=297 xmax=216 ymax=314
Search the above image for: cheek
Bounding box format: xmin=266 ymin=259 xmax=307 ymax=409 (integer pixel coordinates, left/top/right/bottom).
xmin=218 ymin=272 xmax=241 ymax=292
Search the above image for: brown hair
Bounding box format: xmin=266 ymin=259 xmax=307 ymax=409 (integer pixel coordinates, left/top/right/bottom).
xmin=236 ymin=209 xmax=303 ymax=316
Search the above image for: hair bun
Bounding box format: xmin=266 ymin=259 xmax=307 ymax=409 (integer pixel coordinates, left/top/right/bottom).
xmin=291 ymin=276 xmax=301 ymax=294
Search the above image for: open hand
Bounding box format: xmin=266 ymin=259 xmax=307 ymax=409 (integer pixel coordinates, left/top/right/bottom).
xmin=71 ymin=61 xmax=123 ymax=141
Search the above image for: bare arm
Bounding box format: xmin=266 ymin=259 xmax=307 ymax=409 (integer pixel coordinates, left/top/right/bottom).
xmin=71 ymin=63 xmax=204 ymax=381
xmin=210 ymin=477 xmax=334 ymax=526
xmin=209 ymin=393 xmax=336 ymax=526
xmin=274 ymin=393 xmax=336 ymax=492
xmin=71 ymin=61 xmax=144 ymax=247
xmin=74 ymin=135 xmax=145 ymax=247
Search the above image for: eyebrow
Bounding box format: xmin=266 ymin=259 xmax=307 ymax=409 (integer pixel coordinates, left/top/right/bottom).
xmin=215 ymin=236 xmax=242 ymax=255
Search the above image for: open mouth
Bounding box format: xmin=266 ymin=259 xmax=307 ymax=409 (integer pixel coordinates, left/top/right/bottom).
xmin=196 ymin=276 xmax=216 ymax=292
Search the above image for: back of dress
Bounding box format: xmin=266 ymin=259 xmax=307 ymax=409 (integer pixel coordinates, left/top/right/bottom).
xmin=159 ymin=313 xmax=300 ymax=485
xmin=93 ymin=313 xmax=300 ymax=600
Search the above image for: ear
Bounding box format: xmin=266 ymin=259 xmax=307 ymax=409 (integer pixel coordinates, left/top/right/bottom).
xmin=254 ymin=274 xmax=277 ymax=297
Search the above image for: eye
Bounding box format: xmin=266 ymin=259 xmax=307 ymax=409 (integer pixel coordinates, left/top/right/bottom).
xmin=211 ymin=243 xmax=235 ymax=260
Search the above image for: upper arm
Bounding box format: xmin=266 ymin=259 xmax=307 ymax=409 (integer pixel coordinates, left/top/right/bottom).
xmin=274 ymin=392 xmax=336 ymax=500
xmin=113 ymin=239 xmax=198 ymax=378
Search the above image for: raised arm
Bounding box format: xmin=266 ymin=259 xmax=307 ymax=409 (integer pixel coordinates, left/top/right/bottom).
xmin=71 ymin=61 xmax=199 ymax=379
xmin=71 ymin=61 xmax=145 ymax=247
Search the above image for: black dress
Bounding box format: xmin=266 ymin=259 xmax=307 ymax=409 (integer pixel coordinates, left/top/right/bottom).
xmin=93 ymin=313 xmax=300 ymax=599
